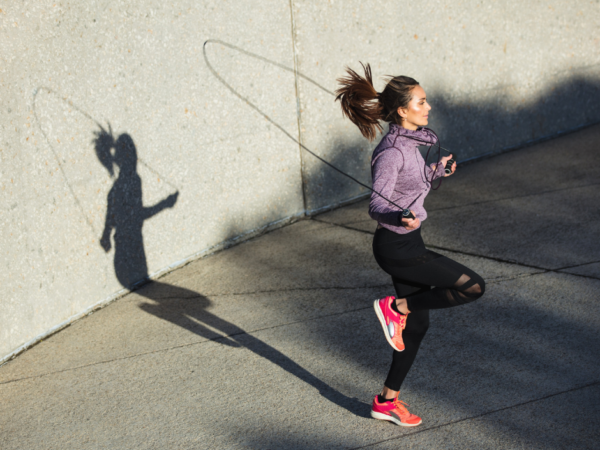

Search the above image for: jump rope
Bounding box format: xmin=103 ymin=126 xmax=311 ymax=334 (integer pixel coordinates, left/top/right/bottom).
xmin=35 ymin=43 xmax=455 ymax=231
xmin=203 ymin=39 xmax=455 ymax=222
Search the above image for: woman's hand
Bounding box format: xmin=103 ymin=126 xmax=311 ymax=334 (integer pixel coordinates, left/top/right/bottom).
xmin=165 ymin=191 xmax=179 ymax=208
xmin=401 ymin=211 xmax=420 ymax=230
xmin=439 ymin=154 xmax=456 ymax=177
xmin=100 ymin=232 xmax=111 ymax=252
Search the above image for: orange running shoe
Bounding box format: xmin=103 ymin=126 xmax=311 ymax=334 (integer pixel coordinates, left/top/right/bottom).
xmin=374 ymin=296 xmax=408 ymax=352
xmin=371 ymin=395 xmax=422 ymax=427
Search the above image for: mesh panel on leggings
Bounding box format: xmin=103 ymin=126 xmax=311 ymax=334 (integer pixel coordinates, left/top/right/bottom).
xmin=396 ymin=256 xmax=486 ymax=311
xmin=446 ymin=273 xmax=484 ymax=306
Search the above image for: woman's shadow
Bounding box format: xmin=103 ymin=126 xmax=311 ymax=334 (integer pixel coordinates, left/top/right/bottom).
xmin=94 ymin=125 xmax=368 ymax=416
xmin=95 ymin=126 xmax=178 ymax=288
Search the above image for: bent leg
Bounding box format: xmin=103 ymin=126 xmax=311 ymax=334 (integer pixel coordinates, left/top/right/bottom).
xmin=385 ymin=255 xmax=486 ymax=312
xmin=374 ymin=252 xmax=485 ymax=391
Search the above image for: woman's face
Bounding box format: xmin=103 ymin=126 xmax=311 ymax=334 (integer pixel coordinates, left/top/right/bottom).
xmin=397 ymin=85 xmax=431 ymax=130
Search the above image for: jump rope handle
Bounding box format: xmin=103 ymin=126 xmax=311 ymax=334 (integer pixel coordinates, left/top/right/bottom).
xmin=401 ymin=209 xmax=415 ymax=221
xmin=444 ymin=155 xmax=457 ymax=175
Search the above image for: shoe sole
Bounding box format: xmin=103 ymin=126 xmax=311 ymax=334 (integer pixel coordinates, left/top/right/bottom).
xmin=373 ymin=299 xmax=404 ymax=352
xmin=371 ymin=410 xmax=422 ymax=427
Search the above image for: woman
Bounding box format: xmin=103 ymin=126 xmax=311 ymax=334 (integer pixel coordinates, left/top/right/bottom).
xmin=336 ymin=64 xmax=485 ymax=427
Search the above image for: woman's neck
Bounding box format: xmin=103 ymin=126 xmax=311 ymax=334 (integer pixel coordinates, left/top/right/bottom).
xmin=399 ymin=120 xmax=418 ymax=131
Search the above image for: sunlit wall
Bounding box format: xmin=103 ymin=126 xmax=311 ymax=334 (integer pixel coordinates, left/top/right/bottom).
xmin=1 ymin=0 xmax=599 ymax=361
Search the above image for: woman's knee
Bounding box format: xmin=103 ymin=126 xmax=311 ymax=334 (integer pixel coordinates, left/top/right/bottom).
xmin=454 ymin=272 xmax=485 ymax=304
xmin=470 ymin=274 xmax=486 ymax=298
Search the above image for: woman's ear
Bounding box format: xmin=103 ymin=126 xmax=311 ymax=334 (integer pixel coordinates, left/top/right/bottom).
xmin=397 ymin=106 xmax=406 ymax=121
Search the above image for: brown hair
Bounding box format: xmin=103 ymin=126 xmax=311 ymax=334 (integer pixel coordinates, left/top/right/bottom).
xmin=335 ymin=62 xmax=419 ymax=141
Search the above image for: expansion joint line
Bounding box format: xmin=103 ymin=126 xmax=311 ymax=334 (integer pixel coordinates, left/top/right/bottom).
xmin=205 ymin=283 xmax=390 ymax=297
xmin=350 ymin=380 xmax=600 ymax=449
xmin=288 ymin=0 xmax=308 ymax=213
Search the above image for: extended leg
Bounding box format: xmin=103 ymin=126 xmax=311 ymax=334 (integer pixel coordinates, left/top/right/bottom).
xmin=382 ymin=279 xmax=430 ymax=394
xmin=383 ymin=308 xmax=430 ymax=392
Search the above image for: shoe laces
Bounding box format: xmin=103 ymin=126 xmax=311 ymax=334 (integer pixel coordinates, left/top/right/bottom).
xmin=392 ymin=398 xmax=411 ymax=416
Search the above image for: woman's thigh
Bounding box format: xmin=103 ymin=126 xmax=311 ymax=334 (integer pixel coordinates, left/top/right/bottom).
xmin=380 ymin=252 xmax=482 ymax=290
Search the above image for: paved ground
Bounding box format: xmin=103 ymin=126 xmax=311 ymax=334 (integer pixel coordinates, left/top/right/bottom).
xmin=2 ymin=124 xmax=600 ymax=449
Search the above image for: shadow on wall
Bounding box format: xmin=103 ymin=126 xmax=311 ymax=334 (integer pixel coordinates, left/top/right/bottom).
xmin=204 ymin=40 xmax=600 ymax=211
xmin=428 ymin=73 xmax=600 ymax=162
xmin=93 ymin=125 xmax=369 ymax=417
xmin=94 ymin=126 xmax=179 ymax=288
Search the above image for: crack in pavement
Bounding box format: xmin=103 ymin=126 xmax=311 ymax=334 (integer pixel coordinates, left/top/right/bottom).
xmin=4 ymin=215 xmax=596 ymax=415
xmin=129 ymin=284 xmax=391 ymax=303
xmin=312 ymin=218 xmax=549 ymax=269
xmin=312 ymin=218 xmax=600 ymax=281
xmin=160 ymin=252 xmax=598 ymax=304
xmin=0 ymin=267 xmax=578 ymax=385
xmin=485 ymin=271 xmax=548 ymax=285
xmin=314 ymin=181 xmax=600 ymax=220
xmin=553 ymin=259 xmax=600 ymax=281
xmin=556 ymin=259 xmax=600 ymax=270
xmin=6 ymin=241 xmax=561 ymax=386
xmin=0 ymin=304 xmax=374 ymax=386
xmin=350 ymin=380 xmax=600 ymax=449
xmin=554 ymin=271 xmax=600 ymax=281
xmin=425 ymin=181 xmax=600 ymax=214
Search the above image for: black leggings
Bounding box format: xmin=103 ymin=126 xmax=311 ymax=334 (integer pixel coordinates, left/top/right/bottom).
xmin=373 ymin=226 xmax=486 ymax=391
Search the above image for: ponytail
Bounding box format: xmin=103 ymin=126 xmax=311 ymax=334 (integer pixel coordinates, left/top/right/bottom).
xmin=336 ymin=63 xmax=420 ymax=141
xmin=335 ymin=63 xmax=382 ymax=141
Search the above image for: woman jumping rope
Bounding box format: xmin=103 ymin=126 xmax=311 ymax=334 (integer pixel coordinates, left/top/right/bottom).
xmin=336 ymin=64 xmax=486 ymax=427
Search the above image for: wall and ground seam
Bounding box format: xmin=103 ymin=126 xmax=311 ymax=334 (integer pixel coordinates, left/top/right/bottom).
xmin=1 ymin=1 xmax=599 ymax=363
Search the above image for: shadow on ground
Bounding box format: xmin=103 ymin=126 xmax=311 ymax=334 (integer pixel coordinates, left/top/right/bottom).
xmin=94 ymin=126 xmax=370 ymax=418
xmin=95 ymin=103 xmax=600 ymax=448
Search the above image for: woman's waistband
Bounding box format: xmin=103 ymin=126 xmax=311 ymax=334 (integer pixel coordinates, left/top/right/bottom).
xmin=374 ymin=224 xmax=422 ymax=245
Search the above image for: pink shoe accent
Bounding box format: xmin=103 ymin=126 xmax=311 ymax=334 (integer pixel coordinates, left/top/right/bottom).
xmin=371 ymin=396 xmax=422 ymax=427
xmin=373 ymin=296 xmax=408 ymax=352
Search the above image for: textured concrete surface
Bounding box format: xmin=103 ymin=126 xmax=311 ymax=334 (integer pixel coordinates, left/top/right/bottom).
xmin=2 ymin=1 xmax=600 ymax=381
xmin=0 ymin=1 xmax=304 ymax=360
xmin=1 ymin=127 xmax=599 ymax=449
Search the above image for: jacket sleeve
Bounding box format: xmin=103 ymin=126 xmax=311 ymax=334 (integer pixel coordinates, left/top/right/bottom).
xmin=368 ymin=149 xmax=404 ymax=226
xmin=426 ymin=161 xmax=446 ymax=180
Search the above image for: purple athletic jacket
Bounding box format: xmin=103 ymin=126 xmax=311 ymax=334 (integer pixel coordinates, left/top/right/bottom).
xmin=368 ymin=124 xmax=445 ymax=234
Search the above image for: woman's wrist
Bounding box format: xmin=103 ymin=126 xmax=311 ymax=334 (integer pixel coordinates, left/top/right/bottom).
xmin=397 ymin=211 xmax=405 ymax=226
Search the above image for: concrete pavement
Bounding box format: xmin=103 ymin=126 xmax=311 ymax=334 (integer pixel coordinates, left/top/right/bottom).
xmin=1 ymin=124 xmax=600 ymax=449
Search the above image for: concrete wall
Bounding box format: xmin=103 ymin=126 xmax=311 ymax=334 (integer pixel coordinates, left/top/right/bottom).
xmin=1 ymin=0 xmax=599 ymax=362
